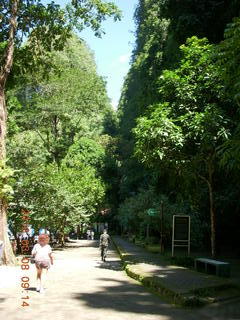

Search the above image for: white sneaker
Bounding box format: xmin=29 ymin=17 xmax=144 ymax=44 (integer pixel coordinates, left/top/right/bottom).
xmin=36 ymin=284 xmax=41 ymax=292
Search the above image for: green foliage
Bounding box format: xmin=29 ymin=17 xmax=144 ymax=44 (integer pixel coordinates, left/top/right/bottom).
xmin=134 ymin=37 xmax=230 ymax=175
xmin=166 ymin=0 xmax=240 ymax=44
xmin=117 ymin=0 xmax=240 ymax=254
xmin=6 ymin=34 xmax=113 ymax=233
xmin=64 ymin=137 xmax=105 ymax=171
xmin=8 ymin=161 xmax=105 ymax=231
xmin=118 ymin=188 xmax=206 ymax=248
xmin=8 ymin=35 xmax=112 ymax=163
xmin=134 ymin=103 xmax=184 ymax=164
xmin=0 ymin=161 xmax=14 ymax=201
xmin=218 ymin=133 xmax=240 ymax=171
xmin=216 ymin=17 xmax=240 ymax=103
xmin=216 ymin=17 xmax=240 ymax=171
xmin=1 ymin=0 xmax=121 ymax=81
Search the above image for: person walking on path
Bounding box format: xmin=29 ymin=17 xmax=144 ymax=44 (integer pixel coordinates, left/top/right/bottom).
xmin=99 ymin=229 xmax=110 ymax=262
xmin=31 ymin=234 xmax=53 ymax=294
xmin=91 ymin=230 xmax=95 ymax=240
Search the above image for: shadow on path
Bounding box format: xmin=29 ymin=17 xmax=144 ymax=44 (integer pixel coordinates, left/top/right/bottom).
xmin=71 ymin=277 xmax=196 ymax=320
xmin=95 ymin=261 xmax=123 ymax=271
xmin=71 ymin=275 xmax=240 ymax=319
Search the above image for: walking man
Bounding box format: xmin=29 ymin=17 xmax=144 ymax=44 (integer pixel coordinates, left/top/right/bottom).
xmin=99 ymin=229 xmax=110 ymax=262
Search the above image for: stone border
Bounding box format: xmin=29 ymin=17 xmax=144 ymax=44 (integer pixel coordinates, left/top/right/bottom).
xmin=112 ymin=237 xmax=239 ymax=307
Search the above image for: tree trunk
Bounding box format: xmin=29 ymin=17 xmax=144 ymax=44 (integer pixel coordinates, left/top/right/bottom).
xmin=60 ymin=232 xmax=65 ymax=247
xmin=77 ymin=224 xmax=81 ymax=239
xmin=0 ymin=0 xmax=19 ymax=265
xmin=0 ymin=89 xmax=16 ymax=265
xmin=199 ymin=156 xmax=216 ymax=257
xmin=52 ymin=115 xmax=59 ymax=163
xmin=58 ymin=215 xmax=66 ymax=247
xmin=146 ymin=223 xmax=149 ymax=240
xmin=207 ymin=161 xmax=216 ymax=257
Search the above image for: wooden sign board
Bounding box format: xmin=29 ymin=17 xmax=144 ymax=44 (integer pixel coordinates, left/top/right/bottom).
xmin=172 ymin=215 xmax=190 ymax=256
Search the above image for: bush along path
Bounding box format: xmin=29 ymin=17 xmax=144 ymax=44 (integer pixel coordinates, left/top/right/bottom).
xmin=112 ymin=237 xmax=240 ymax=307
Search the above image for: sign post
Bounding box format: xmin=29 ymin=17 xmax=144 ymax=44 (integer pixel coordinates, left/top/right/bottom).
xmin=160 ymin=201 xmax=164 ymax=253
xmin=146 ymin=208 xmax=156 ymax=242
xmin=172 ymin=215 xmax=190 ymax=257
xmin=147 ymin=206 xmax=164 ymax=253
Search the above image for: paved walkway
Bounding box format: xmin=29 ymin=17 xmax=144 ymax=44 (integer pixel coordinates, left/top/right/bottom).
xmin=113 ymin=237 xmax=233 ymax=294
xmin=0 ymin=240 xmax=239 ymax=320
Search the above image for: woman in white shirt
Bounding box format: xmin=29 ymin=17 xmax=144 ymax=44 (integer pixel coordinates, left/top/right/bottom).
xmin=32 ymin=234 xmax=53 ymax=293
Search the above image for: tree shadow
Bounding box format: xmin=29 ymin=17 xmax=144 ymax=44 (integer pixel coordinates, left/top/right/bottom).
xmin=71 ymin=277 xmax=194 ymax=319
xmin=199 ymin=298 xmax=240 ymax=319
xmin=53 ymin=246 xmax=82 ymax=251
xmin=95 ymin=260 xmax=123 ymax=271
xmin=113 ymin=238 xmax=230 ymax=293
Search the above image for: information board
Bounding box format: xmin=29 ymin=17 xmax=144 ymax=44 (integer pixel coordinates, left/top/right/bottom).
xmin=172 ymin=215 xmax=190 ymax=256
xmin=174 ymin=216 xmax=190 ymax=241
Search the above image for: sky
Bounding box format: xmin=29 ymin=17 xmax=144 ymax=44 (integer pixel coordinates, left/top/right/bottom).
xmin=52 ymin=0 xmax=139 ymax=108
xmin=80 ymin=0 xmax=138 ymax=108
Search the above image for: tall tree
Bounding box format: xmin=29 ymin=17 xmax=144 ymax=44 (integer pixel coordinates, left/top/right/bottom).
xmin=0 ymin=0 xmax=120 ymax=264
xmin=6 ymin=33 xmax=114 ymax=251
xmin=116 ymin=0 xmax=240 ymax=254
xmin=134 ymin=37 xmax=231 ymax=256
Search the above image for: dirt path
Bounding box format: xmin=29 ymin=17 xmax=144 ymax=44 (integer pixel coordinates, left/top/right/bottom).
xmin=0 ymin=240 xmax=239 ymax=320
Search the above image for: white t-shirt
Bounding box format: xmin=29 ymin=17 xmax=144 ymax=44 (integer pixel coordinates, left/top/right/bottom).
xmin=32 ymin=244 xmax=52 ymax=261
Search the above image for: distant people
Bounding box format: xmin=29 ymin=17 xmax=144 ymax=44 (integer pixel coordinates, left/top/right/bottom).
xmin=86 ymin=229 xmax=91 ymax=240
xmin=99 ymin=229 xmax=110 ymax=262
xmin=50 ymin=233 xmax=57 ymax=247
xmin=28 ymin=225 xmax=35 ymax=238
xmin=31 ymin=234 xmax=53 ymax=294
xmin=34 ymin=234 xmax=39 ymax=244
xmin=69 ymin=230 xmax=77 ymax=239
xmin=91 ymin=230 xmax=95 ymax=240
xmin=21 ymin=231 xmax=28 ymax=240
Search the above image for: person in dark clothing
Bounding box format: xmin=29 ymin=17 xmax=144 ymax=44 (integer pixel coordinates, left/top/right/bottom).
xmin=99 ymin=229 xmax=110 ymax=262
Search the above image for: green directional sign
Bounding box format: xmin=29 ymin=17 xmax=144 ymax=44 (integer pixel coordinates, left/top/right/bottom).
xmin=147 ymin=208 xmax=158 ymax=217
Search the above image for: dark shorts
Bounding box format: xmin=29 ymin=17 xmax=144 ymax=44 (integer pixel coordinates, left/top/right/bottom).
xmin=35 ymin=260 xmax=50 ymax=269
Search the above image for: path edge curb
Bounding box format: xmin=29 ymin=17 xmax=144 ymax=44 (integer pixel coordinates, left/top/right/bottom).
xmin=111 ymin=237 xmax=239 ymax=307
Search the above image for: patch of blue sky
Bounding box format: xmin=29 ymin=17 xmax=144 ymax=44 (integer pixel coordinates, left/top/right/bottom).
xmin=42 ymin=0 xmax=138 ymax=109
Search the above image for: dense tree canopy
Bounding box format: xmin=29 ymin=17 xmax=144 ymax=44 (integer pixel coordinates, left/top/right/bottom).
xmin=6 ymin=35 xmax=116 ymax=243
xmin=2 ymin=0 xmax=240 ymax=263
xmin=0 ymin=0 xmax=121 ymax=264
xmin=117 ymin=0 xmax=240 ymax=256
